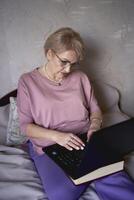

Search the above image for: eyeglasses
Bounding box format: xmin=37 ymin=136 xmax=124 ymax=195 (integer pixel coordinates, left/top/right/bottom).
xmin=54 ymin=52 xmax=79 ymax=68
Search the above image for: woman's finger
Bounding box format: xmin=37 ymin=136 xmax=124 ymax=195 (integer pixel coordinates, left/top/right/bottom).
xmin=68 ymin=139 xmax=84 ymax=150
xmin=64 ymin=144 xmax=73 ymax=151
xmin=71 ymin=135 xmax=85 ymax=146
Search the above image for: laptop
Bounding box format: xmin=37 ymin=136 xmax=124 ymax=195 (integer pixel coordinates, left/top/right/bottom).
xmin=43 ymin=118 xmax=134 ymax=182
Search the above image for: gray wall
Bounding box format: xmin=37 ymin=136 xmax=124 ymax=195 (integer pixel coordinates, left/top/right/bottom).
xmin=0 ymin=0 xmax=134 ymax=116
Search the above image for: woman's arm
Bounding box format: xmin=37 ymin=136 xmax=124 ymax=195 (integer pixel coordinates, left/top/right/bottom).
xmin=90 ymin=111 xmax=103 ymax=129
xmin=87 ymin=111 xmax=103 ymax=141
xmin=26 ymin=123 xmax=85 ymax=151
xmin=81 ymin=73 xmax=103 ymax=141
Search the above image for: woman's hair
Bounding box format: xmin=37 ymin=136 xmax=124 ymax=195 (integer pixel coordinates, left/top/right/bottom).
xmin=44 ymin=27 xmax=85 ymax=60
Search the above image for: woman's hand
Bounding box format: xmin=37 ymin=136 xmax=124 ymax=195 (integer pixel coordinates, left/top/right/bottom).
xmin=87 ymin=127 xmax=97 ymax=142
xmin=53 ymin=132 xmax=85 ymax=151
xmin=87 ymin=118 xmax=102 ymax=142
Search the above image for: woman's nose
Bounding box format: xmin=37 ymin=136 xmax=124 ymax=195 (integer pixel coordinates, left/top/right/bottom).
xmin=64 ymin=65 xmax=71 ymax=73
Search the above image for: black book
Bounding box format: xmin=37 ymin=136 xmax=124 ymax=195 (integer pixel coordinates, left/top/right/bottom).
xmin=43 ymin=118 xmax=134 ymax=185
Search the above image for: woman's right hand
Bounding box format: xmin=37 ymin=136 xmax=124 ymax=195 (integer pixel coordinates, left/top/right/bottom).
xmin=52 ymin=132 xmax=85 ymax=151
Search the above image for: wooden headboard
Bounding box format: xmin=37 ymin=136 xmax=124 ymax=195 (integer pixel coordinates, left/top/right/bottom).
xmin=0 ymin=89 xmax=17 ymax=107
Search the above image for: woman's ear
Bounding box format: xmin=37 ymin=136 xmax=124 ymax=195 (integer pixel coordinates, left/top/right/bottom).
xmin=46 ymin=49 xmax=54 ymax=61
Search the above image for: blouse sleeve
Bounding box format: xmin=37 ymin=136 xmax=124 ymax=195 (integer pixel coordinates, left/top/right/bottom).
xmin=17 ymin=76 xmax=33 ymax=134
xmin=81 ymin=73 xmax=101 ymax=114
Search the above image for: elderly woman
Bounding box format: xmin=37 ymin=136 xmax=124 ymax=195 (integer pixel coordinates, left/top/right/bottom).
xmin=17 ymin=27 xmax=102 ymax=154
xmin=17 ymin=27 xmax=102 ymax=199
xmin=17 ymin=27 xmax=134 ymax=200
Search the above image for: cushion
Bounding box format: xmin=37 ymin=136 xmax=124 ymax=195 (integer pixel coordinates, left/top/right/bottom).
xmin=92 ymin=81 xmax=120 ymax=113
xmin=6 ymin=97 xmax=28 ymax=145
xmin=0 ymin=104 xmax=10 ymax=144
xmin=124 ymin=151 xmax=134 ymax=181
xmin=102 ymin=112 xmax=130 ymax=128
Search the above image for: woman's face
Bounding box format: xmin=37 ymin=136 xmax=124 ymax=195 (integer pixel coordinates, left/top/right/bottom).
xmin=47 ymin=49 xmax=79 ymax=78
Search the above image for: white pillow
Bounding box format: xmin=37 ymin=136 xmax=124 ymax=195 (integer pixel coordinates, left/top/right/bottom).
xmin=6 ymin=97 xmax=28 ymax=145
xmin=0 ymin=104 xmax=10 ymax=145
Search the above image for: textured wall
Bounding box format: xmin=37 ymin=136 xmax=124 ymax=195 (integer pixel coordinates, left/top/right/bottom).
xmin=0 ymin=0 xmax=134 ymax=116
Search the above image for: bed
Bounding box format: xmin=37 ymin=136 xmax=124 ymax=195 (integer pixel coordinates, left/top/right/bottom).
xmin=0 ymin=81 xmax=131 ymax=200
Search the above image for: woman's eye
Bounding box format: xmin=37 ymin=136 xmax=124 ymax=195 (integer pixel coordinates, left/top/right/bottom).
xmin=71 ymin=62 xmax=79 ymax=67
xmin=72 ymin=63 xmax=76 ymax=67
xmin=61 ymin=61 xmax=68 ymax=65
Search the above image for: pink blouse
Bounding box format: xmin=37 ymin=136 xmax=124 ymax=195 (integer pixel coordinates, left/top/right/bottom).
xmin=17 ymin=69 xmax=101 ymax=154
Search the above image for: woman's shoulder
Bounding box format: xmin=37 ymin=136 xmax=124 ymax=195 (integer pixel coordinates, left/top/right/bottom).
xmin=19 ymin=68 xmax=37 ymax=82
xmin=71 ymin=70 xmax=90 ymax=81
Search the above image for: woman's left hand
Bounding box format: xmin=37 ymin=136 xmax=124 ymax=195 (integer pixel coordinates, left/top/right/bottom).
xmin=87 ymin=112 xmax=103 ymax=141
xmin=87 ymin=124 xmax=101 ymax=142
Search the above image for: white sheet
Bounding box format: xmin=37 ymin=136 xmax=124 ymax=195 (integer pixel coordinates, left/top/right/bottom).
xmin=0 ymin=145 xmax=47 ymax=200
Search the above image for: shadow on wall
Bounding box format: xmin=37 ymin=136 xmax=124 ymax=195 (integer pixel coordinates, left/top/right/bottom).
xmin=80 ymin=37 xmax=104 ymax=80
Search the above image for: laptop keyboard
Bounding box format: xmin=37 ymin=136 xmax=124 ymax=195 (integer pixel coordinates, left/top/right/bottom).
xmin=52 ymin=144 xmax=84 ymax=167
xmin=44 ymin=133 xmax=87 ymax=173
